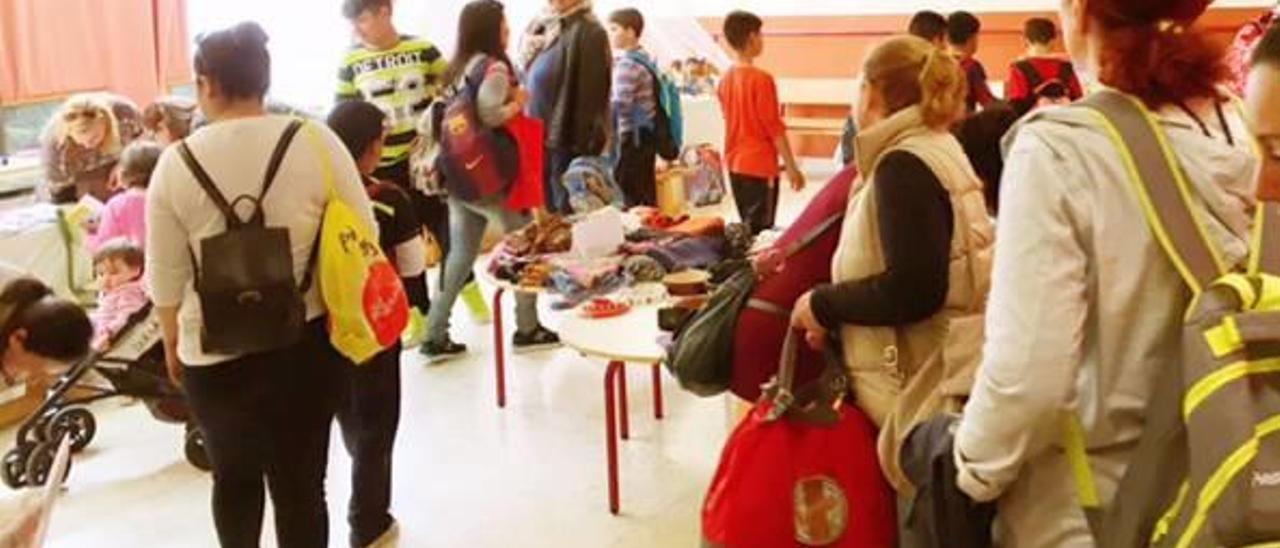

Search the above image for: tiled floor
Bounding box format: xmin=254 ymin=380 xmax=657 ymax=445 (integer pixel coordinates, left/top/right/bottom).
xmin=0 ymin=162 xmax=840 ymax=548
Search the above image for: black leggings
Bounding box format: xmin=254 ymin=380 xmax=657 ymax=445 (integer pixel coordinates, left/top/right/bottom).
xmin=183 ymin=322 xmax=342 ymax=548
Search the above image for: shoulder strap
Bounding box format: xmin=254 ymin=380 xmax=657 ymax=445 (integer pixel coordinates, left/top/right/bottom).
xmin=177 ymin=142 xmax=241 ymax=228
xmin=176 ymin=120 xmax=304 ymax=229
xmin=782 ymin=212 xmax=844 ymax=260
xmin=257 ymin=119 xmax=305 ymax=222
xmin=1078 ymin=90 xmax=1225 ymax=293
xmin=1015 ymin=60 xmax=1043 ymax=91
xmin=1060 ymin=61 xmax=1076 ymax=87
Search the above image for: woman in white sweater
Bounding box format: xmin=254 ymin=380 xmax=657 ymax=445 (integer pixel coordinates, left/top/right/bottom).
xmin=952 ymin=0 xmax=1259 ymax=545
xmin=145 ymin=22 xmax=375 ymax=548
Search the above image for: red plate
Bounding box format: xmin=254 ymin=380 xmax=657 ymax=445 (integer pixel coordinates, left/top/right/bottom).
xmin=581 ymin=299 xmax=631 ymax=319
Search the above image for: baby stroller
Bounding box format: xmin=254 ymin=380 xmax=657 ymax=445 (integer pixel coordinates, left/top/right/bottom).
xmin=2 ymin=305 xmax=211 ymax=489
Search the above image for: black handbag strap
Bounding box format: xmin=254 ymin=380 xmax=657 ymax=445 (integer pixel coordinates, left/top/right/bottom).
xmin=763 ymin=330 xmax=847 ymax=425
xmin=177 ymin=119 xmax=304 ymax=229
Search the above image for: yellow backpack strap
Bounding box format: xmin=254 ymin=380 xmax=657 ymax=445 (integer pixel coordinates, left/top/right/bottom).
xmin=1062 ymin=413 xmax=1100 ymax=507
xmin=1078 ymin=91 xmax=1226 ymax=294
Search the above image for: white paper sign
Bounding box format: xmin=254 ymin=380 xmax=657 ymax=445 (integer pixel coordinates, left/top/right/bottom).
xmin=572 ymin=207 xmax=626 ymax=260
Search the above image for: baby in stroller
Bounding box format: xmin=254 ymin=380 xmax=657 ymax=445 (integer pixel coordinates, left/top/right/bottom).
xmin=2 ymin=246 xmax=210 ymax=489
xmin=89 ymin=242 xmax=148 ymax=352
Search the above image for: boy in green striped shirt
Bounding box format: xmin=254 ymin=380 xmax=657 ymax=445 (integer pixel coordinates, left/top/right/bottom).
xmin=338 ymin=0 xmax=447 ymax=186
xmin=339 ymin=0 xmax=492 ymax=345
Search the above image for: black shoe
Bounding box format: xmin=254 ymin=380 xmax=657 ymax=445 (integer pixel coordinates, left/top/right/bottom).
xmin=420 ymin=339 xmax=467 ymax=364
xmin=513 ymin=326 xmax=561 ymax=354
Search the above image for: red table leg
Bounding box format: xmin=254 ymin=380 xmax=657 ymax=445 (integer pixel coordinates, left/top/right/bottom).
xmin=604 ymin=361 xmax=623 ymax=515
xmin=651 ymin=363 xmax=664 ymax=420
xmin=617 ymin=363 xmax=630 ymax=441
xmin=493 ymin=288 xmax=506 ymax=409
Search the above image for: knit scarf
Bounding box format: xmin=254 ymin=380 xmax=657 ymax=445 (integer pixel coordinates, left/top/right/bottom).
xmin=517 ymin=0 xmax=595 ymax=70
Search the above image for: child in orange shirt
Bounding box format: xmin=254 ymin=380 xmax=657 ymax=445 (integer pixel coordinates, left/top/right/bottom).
xmin=718 ymin=11 xmax=806 ymax=235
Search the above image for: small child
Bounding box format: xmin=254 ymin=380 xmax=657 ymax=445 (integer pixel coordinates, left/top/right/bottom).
xmin=948 ymin=11 xmax=997 ymax=113
xmin=89 ymin=141 xmax=162 ymax=253
xmin=91 ymin=242 xmax=148 ymax=351
xmin=327 ymin=99 xmax=425 ymax=548
xmin=608 ymin=8 xmax=660 ymax=208
xmin=719 ymin=11 xmax=806 ymax=235
xmin=1004 ymin=18 xmax=1084 ymax=108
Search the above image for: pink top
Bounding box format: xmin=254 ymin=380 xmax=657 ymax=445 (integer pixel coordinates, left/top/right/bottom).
xmin=92 ymin=279 xmax=150 ymax=351
xmin=91 ymin=188 xmax=147 ymax=252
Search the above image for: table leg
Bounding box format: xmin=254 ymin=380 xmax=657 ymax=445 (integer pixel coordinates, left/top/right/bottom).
xmin=618 ymin=363 xmax=630 ymax=441
xmin=493 ymin=288 xmax=506 ymax=409
xmin=652 ymin=363 xmax=664 ymax=420
xmin=604 ymin=361 xmax=623 ymax=515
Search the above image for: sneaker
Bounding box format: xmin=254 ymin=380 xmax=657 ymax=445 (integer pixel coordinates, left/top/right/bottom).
xmin=461 ymin=281 xmax=492 ymax=324
xmin=513 ymin=326 xmax=561 ymax=354
xmin=363 ymin=520 xmax=399 ymax=548
xmin=401 ymin=309 xmax=428 ymax=349
xmin=420 ymin=339 xmax=467 ymax=364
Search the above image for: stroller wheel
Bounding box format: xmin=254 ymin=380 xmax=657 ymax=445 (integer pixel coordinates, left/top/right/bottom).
xmin=46 ymin=408 xmax=96 ymax=453
xmin=2 ymin=443 xmax=33 ymax=489
xmin=24 ymin=441 xmax=71 ymax=487
xmin=184 ymin=428 xmax=212 ymax=472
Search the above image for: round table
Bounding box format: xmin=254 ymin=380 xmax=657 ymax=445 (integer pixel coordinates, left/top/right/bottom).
xmin=475 ymin=269 xmax=543 ymax=409
xmin=559 ymin=305 xmax=667 ymax=515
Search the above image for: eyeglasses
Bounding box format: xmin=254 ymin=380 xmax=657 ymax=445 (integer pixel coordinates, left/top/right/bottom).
xmin=63 ymin=109 xmax=104 ymax=123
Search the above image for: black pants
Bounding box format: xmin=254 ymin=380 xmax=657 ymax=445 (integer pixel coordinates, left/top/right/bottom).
xmin=336 ymin=345 xmax=402 ymax=547
xmin=615 ymin=130 xmax=658 ymax=208
xmin=182 ymin=322 xmax=342 ymax=548
xmin=729 ymin=173 xmax=780 ymax=235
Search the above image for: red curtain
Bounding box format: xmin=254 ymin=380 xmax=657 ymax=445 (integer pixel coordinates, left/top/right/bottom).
xmin=0 ymin=0 xmax=192 ymax=106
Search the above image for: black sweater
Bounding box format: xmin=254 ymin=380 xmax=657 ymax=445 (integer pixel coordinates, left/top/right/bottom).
xmin=811 ymin=150 xmax=954 ymax=329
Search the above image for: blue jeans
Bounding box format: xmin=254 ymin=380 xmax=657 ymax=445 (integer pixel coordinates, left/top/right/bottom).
xmin=427 ymin=196 xmax=540 ymax=343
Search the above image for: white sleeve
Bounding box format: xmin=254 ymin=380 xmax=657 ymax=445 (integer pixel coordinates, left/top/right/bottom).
xmin=954 ymin=127 xmax=1090 ymax=501
xmin=145 ymin=149 xmax=193 ymax=309
xmin=394 ymin=236 xmax=427 ymax=278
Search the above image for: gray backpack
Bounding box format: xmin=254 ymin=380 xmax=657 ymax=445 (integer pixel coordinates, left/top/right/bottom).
xmin=1064 ymin=91 xmax=1280 ymax=547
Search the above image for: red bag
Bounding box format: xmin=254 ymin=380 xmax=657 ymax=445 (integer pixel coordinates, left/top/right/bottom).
xmin=703 ymin=333 xmax=897 ymax=548
xmin=730 ymin=166 xmax=858 ymax=401
xmin=505 ymin=113 xmax=545 ymax=211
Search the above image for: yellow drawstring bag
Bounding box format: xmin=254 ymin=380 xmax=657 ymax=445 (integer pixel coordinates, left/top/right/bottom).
xmin=307 ymin=125 xmax=410 ymax=364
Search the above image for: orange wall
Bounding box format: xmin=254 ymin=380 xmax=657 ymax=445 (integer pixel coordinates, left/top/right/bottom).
xmin=699 ymin=8 xmax=1263 ymax=81
xmin=698 ymin=7 xmax=1266 ymax=157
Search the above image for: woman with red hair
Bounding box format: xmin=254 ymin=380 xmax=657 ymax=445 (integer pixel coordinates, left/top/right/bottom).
xmin=952 ymin=0 xmax=1259 ymax=545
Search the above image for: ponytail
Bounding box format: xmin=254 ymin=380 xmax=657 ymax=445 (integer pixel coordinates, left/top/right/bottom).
xmin=918 ymin=48 xmax=967 ymax=128
xmin=862 ymin=36 xmax=966 ymax=129
xmin=1087 ymin=0 xmax=1225 ymax=108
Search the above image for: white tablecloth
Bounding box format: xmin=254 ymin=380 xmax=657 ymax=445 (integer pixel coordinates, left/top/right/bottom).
xmin=0 ymin=204 xmax=92 ymax=299
xmin=681 ymin=95 xmax=724 ymax=152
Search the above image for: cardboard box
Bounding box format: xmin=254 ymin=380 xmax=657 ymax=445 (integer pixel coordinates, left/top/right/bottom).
xmin=0 ymin=380 xmax=43 ymax=429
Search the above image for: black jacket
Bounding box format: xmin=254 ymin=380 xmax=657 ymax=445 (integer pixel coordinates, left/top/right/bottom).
xmin=900 ymin=415 xmax=997 ymax=548
xmin=533 ymin=12 xmax=612 ymax=156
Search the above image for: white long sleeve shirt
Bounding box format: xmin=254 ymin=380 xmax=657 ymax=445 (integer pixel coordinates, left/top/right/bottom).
xmin=953 ymin=101 xmax=1258 ymax=547
xmin=146 ymin=116 xmax=376 ymax=367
